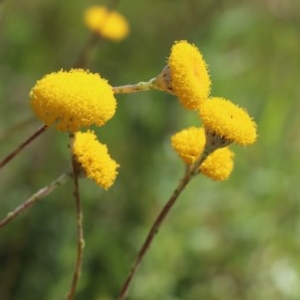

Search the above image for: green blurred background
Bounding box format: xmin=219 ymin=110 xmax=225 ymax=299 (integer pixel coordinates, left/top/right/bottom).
xmin=0 ymin=0 xmax=300 ymax=299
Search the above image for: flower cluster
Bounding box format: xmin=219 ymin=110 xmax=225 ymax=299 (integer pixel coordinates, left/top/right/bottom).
xmin=165 ymin=40 xmax=257 ymax=180
xmin=28 ymin=5 xmax=130 ymax=189
xmin=84 ymin=6 xmax=129 ymax=42
xmin=29 ymin=69 xmax=119 ymax=189
xmin=28 ymin=36 xmax=257 ymax=188
xmin=171 ymin=127 xmax=234 ymax=181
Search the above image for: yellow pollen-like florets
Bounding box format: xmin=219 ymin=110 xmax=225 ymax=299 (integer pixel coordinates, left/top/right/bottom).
xmin=200 ymin=148 xmax=234 ymax=181
xmin=171 ymin=127 xmax=234 ymax=181
xmin=84 ymin=6 xmax=129 ymax=41
xmin=168 ymin=40 xmax=211 ymax=110
xmin=171 ymin=126 xmax=205 ymax=165
xmin=30 ymin=69 xmax=117 ymax=132
xmin=199 ymin=97 xmax=257 ymax=146
xmin=73 ymin=130 xmax=119 ymax=190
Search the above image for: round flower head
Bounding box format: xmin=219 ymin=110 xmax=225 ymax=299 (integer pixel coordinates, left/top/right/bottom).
xmin=84 ymin=6 xmax=129 ymax=41
xmin=171 ymin=126 xmax=234 ymax=180
xmin=171 ymin=126 xmax=206 ymax=165
xmin=199 ymin=97 xmax=257 ymax=146
xmin=73 ymin=130 xmax=119 ymax=190
xmin=30 ymin=69 xmax=117 ymax=132
xmin=200 ymin=148 xmax=234 ymax=181
xmin=168 ymin=40 xmax=211 ymax=110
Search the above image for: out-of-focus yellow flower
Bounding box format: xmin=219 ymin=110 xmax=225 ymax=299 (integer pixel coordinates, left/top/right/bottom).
xmin=30 ymin=69 xmax=117 ymax=132
xmin=84 ymin=6 xmax=129 ymax=42
xmin=73 ymin=130 xmax=119 ymax=190
xmin=168 ymin=40 xmax=211 ymax=110
xmin=199 ymin=97 xmax=257 ymax=146
xmin=171 ymin=126 xmax=234 ymax=181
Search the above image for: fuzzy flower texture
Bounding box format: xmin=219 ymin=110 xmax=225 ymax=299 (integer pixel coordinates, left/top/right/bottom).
xmin=168 ymin=40 xmax=257 ymax=180
xmin=199 ymin=97 xmax=257 ymax=146
xmin=73 ymin=131 xmax=119 ymax=190
xmin=84 ymin=6 xmax=129 ymax=41
xmin=30 ymin=69 xmax=117 ymax=132
xmin=171 ymin=127 xmax=234 ymax=181
xmin=168 ymin=40 xmax=211 ymax=110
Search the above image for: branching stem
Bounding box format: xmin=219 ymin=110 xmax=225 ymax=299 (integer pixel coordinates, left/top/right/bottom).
xmin=117 ymin=147 xmax=212 ymax=300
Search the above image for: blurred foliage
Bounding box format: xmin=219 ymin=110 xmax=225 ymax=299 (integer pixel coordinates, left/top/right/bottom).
xmin=0 ymin=0 xmax=300 ymax=299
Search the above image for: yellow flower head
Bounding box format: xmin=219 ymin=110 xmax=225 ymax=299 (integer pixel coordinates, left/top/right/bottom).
xmin=201 ymin=148 xmax=234 ymax=181
xmin=171 ymin=127 xmax=234 ymax=181
xmin=84 ymin=6 xmax=129 ymax=41
xmin=30 ymin=69 xmax=117 ymax=132
xmin=168 ymin=40 xmax=211 ymax=110
xmin=171 ymin=126 xmax=205 ymax=165
xmin=73 ymin=130 xmax=119 ymax=190
xmin=199 ymin=97 xmax=257 ymax=146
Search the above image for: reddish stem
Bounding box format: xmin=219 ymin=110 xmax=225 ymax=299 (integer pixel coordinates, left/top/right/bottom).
xmin=67 ymin=154 xmax=84 ymax=300
xmin=0 ymin=125 xmax=48 ymax=170
xmin=117 ymin=149 xmax=210 ymax=300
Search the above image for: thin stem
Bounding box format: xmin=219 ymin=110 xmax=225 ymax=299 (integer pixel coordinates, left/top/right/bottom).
xmin=117 ymin=148 xmax=211 ymax=300
xmin=73 ymin=33 xmax=101 ymax=68
xmin=67 ymin=155 xmax=84 ymax=300
xmin=0 ymin=124 xmax=48 ymax=170
xmin=73 ymin=0 xmax=122 ymax=68
xmin=0 ymin=172 xmax=72 ymax=229
xmin=108 ymin=0 xmax=121 ymax=9
xmin=0 ymin=116 xmax=36 ymax=144
xmin=112 ymin=78 xmax=156 ymax=94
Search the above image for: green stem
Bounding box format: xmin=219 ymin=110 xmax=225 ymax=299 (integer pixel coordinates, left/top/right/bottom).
xmin=112 ymin=78 xmax=156 ymax=94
